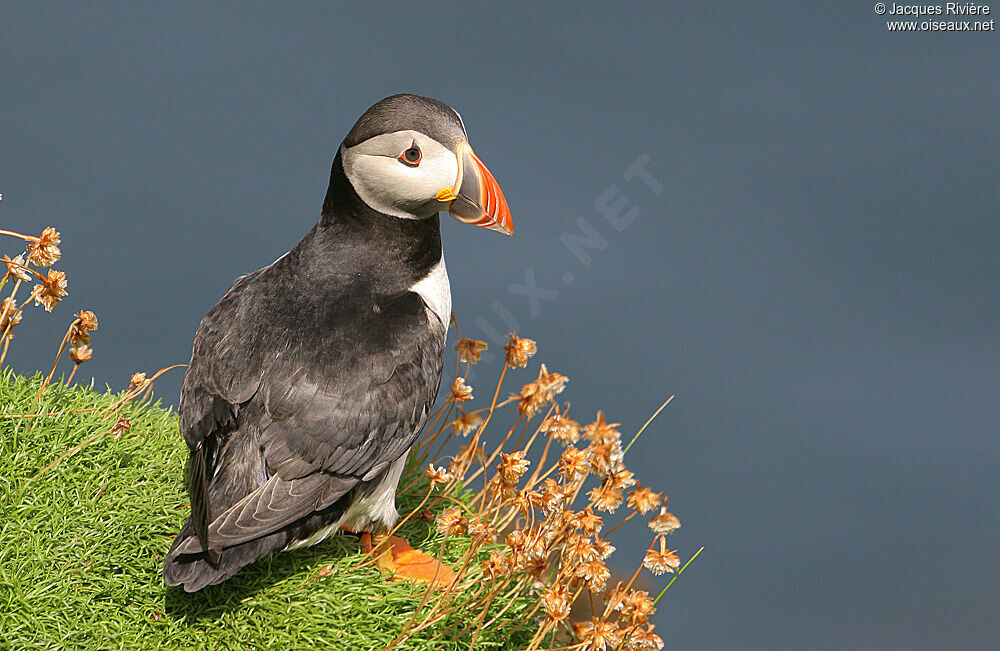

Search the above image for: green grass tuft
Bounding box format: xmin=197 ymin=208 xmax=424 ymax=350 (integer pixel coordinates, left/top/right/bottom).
xmin=0 ymin=370 xmax=537 ymax=650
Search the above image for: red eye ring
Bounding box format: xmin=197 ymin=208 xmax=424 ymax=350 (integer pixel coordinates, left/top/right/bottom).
xmin=399 ymin=145 xmax=422 ymax=167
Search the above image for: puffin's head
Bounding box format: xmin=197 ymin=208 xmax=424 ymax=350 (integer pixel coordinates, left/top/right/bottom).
xmin=340 ymin=94 xmax=513 ymax=235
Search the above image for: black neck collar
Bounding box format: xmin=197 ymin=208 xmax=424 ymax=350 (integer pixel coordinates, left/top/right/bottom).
xmin=294 ymin=151 xmax=442 ymax=293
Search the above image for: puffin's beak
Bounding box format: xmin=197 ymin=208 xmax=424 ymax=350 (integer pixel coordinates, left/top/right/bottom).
xmin=437 ymin=141 xmax=513 ymax=236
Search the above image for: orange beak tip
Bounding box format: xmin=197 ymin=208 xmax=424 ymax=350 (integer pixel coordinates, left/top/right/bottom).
xmin=449 ymin=141 xmax=513 ymax=237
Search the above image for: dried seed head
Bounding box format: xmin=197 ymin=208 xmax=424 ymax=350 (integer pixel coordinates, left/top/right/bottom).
xmin=449 ymin=408 xmax=483 ymax=437
xmin=33 ymin=269 xmax=68 ymax=312
xmin=27 ymin=227 xmax=61 ymax=267
xmin=572 ymin=507 xmax=603 ymax=536
xmin=588 ymin=440 xmax=624 ymax=478
xmin=129 ymin=372 xmax=148 ymax=389
xmin=467 ymin=519 xmax=497 ymax=542
xmin=625 ymin=625 xmax=664 ymax=650
xmin=565 ymin=534 xmax=599 ymax=565
xmin=627 ymin=484 xmax=663 ymax=515
xmin=559 ymin=445 xmax=591 ymax=481
xmin=524 ymin=555 xmax=548 ymax=577
xmin=435 ymin=506 xmax=468 ymax=536
xmin=506 ymin=528 xmax=528 ymax=550
xmin=449 ymin=377 xmax=474 ymax=402
xmin=69 ymin=344 xmax=93 ymax=363
xmin=0 ymin=298 xmax=22 ymax=339
xmin=513 ymin=488 xmax=543 ymax=515
xmin=69 ymin=329 xmax=88 ymax=347
xmin=574 ymin=619 xmax=623 ymax=651
xmin=523 ymin=528 xmax=548 ymax=562
xmin=488 ymin=475 xmax=518 ymax=500
xmin=112 ymin=417 xmax=131 ymax=440
xmin=516 ymin=364 xmax=568 ymax=418
xmin=606 ymin=582 xmax=629 ymax=612
xmin=576 ymin=559 xmax=611 ymax=591
xmin=75 ymin=309 xmax=98 ymax=332
xmin=572 ymin=621 xmax=593 ymax=645
xmin=607 ymin=468 xmax=636 ymax=491
xmin=538 ymin=477 xmax=568 ymax=513
xmin=643 ymin=539 xmax=681 ymax=575
xmin=583 ymin=412 xmax=622 ymax=446
xmin=546 ymin=509 xmax=571 ymax=536
xmin=593 ymin=537 xmax=615 ymax=561
xmin=648 ymin=509 xmax=681 ymax=535
xmin=482 ymin=549 xmax=510 ymax=579
xmin=2 ymin=254 xmax=32 ymax=282
xmin=540 ymin=412 xmax=581 ymax=445
xmin=514 ymin=391 xmax=545 ymax=419
xmin=497 ymin=450 xmax=529 ymax=485
xmin=504 ymin=333 xmax=537 ymax=368
xmin=622 ymin=589 xmax=656 ymax=625
xmin=70 ymin=309 xmax=98 ymax=346
xmin=541 ymin=585 xmax=571 ymax=622
xmin=588 ymin=482 xmax=624 ymax=513
xmin=535 ymin=365 xmax=568 ymax=395
xmin=454 ymin=337 xmax=488 ymax=364
xmin=425 ymin=464 xmax=454 ymax=485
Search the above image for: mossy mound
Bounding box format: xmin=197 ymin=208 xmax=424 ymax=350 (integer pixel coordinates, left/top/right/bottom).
xmin=0 ymin=371 xmax=535 ymax=650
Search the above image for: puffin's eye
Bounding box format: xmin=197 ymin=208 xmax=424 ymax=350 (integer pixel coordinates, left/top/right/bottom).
xmin=399 ymin=145 xmax=422 ymax=167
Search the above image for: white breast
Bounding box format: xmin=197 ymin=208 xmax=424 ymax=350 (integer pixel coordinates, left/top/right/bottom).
xmin=409 ymin=256 xmax=451 ymax=331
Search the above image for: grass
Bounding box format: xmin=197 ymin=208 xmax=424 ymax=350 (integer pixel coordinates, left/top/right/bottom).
xmin=0 ymin=370 xmax=538 ymax=650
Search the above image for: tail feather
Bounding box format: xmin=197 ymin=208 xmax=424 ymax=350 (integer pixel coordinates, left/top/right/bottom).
xmin=163 ymin=519 xmax=291 ymax=592
xmin=186 ymin=445 xmax=217 ymax=562
xmin=163 ymin=501 xmax=351 ymax=592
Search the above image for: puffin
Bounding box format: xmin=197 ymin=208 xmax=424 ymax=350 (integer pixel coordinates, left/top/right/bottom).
xmin=163 ymin=94 xmax=512 ymax=592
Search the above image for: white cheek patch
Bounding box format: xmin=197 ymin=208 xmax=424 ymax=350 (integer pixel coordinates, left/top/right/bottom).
xmin=341 ymin=131 xmax=459 ymax=220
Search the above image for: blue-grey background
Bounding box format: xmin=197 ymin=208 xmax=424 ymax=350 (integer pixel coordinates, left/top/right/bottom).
xmin=2 ymin=3 xmax=997 ymax=649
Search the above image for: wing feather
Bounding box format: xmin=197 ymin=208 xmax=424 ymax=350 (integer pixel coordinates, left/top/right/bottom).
xmin=173 ymin=472 xmax=352 ymax=554
xmin=175 ymin=263 xmax=445 ymax=553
